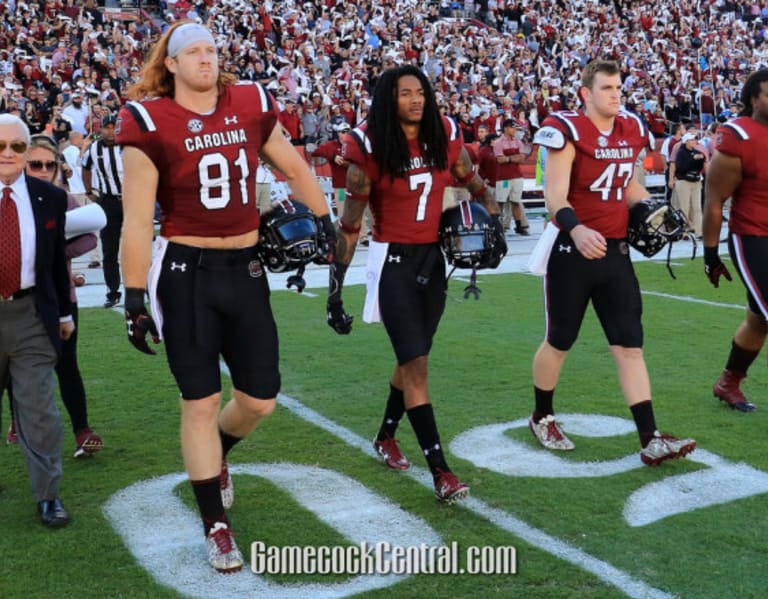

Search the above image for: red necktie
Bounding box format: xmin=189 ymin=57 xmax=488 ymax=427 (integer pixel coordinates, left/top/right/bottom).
xmin=0 ymin=187 xmax=21 ymax=300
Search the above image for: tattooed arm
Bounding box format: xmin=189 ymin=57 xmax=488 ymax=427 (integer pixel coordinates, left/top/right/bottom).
xmin=327 ymin=163 xmax=371 ymax=334
xmin=451 ymin=146 xmax=507 ymax=268
xmin=451 ymin=146 xmax=501 ymax=215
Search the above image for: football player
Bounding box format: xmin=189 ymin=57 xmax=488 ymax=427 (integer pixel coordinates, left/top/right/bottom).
xmin=116 ymin=22 xmax=334 ymax=574
xmin=529 ymin=59 xmax=697 ymax=465
xmin=326 ymin=65 xmax=505 ymax=503
xmin=703 ymin=68 xmax=768 ymax=413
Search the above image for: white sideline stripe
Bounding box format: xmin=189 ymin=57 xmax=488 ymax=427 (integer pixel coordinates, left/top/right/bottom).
xmin=276 ymin=393 xmax=674 ymax=599
xmin=641 ymin=290 xmax=743 ymax=310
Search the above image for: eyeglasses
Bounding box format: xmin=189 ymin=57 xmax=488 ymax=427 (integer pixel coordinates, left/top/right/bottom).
xmin=27 ymin=160 xmax=57 ymax=171
xmin=0 ymin=140 xmax=28 ymax=153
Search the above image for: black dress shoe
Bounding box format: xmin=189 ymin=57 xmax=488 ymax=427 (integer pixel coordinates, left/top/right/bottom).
xmin=38 ymin=498 xmax=70 ymax=527
xmin=103 ymin=293 xmax=121 ymax=309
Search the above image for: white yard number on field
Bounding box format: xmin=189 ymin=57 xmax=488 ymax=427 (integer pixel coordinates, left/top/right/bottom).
xmin=105 ymin=464 xmax=442 ymax=598
xmin=449 ymin=413 xmax=768 ymax=526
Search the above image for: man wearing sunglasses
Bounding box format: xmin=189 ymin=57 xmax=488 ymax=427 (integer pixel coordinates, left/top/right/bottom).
xmin=0 ymin=114 xmax=73 ymax=527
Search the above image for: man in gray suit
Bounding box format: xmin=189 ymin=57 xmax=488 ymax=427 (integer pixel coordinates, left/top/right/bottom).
xmin=0 ymin=114 xmax=73 ymax=527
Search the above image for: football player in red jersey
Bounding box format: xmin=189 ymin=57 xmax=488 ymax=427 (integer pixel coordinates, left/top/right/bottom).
xmin=529 ymin=60 xmax=696 ymax=465
xmin=116 ymin=22 xmax=334 ymax=574
xmin=703 ymin=69 xmax=768 ymax=413
xmin=326 ymin=65 xmax=505 ymax=503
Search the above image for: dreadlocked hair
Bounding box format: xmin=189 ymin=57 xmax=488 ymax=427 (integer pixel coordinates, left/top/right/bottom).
xmin=740 ymin=69 xmax=768 ymax=117
xmin=367 ymin=65 xmax=448 ymax=180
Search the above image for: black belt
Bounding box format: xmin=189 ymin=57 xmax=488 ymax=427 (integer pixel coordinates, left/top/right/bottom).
xmin=167 ymin=242 xmax=261 ymax=268
xmin=0 ymin=286 xmax=35 ymax=302
xmin=387 ymin=242 xmax=440 ymax=258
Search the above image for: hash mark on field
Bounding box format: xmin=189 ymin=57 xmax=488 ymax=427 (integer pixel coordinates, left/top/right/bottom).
xmin=276 ymin=393 xmax=674 ymax=599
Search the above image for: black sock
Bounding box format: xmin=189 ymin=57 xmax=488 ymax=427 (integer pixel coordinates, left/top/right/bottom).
xmin=630 ymin=401 xmax=657 ymax=447
xmin=533 ymin=386 xmax=554 ymax=423
xmin=191 ymin=476 xmax=228 ymax=535
xmin=376 ymin=384 xmax=405 ymax=441
xmin=725 ymin=340 xmax=760 ymax=375
xmin=406 ymin=403 xmax=449 ymax=476
xmin=220 ymin=430 xmax=242 ymax=459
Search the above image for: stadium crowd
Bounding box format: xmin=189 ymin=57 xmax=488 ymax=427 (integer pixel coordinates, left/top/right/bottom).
xmin=1 ymin=0 xmax=768 ymax=148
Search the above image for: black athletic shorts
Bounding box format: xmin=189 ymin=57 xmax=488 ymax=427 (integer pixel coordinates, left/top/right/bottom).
xmin=729 ymin=233 xmax=768 ymax=318
xmin=378 ymin=242 xmax=446 ymax=365
xmin=157 ymin=242 xmax=280 ymax=400
xmin=544 ymin=232 xmax=643 ymax=351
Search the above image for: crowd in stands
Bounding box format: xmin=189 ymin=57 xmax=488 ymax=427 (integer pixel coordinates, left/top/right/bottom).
xmin=2 ymin=0 xmax=768 ymax=150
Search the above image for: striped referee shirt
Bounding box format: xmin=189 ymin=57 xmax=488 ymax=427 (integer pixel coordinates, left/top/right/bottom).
xmin=82 ymin=139 xmax=123 ymax=196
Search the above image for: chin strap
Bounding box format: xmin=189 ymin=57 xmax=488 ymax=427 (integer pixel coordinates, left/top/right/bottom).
xmin=287 ymin=264 xmax=307 ymax=293
xmin=445 ymin=265 xmax=483 ymax=300
xmin=463 ymin=267 xmax=482 ymax=300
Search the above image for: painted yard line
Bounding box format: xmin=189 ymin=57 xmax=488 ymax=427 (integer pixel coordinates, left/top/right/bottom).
xmin=641 ymin=290 xmax=743 ymax=310
xmin=275 ymin=393 xmax=674 ymax=599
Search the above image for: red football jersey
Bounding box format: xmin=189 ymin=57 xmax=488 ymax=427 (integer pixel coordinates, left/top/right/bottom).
xmin=715 ymin=117 xmax=768 ymax=236
xmin=343 ymin=117 xmax=463 ymax=243
xmin=116 ymin=82 xmax=278 ymax=238
xmin=534 ymin=110 xmax=653 ymax=239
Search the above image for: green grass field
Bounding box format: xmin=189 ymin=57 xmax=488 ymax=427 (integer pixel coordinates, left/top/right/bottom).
xmin=1 ymin=256 xmax=767 ymax=598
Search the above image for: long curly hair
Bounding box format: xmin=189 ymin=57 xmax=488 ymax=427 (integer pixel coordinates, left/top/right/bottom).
xmin=126 ymin=20 xmax=237 ymax=100
xmin=740 ymin=69 xmax=768 ymax=117
xmin=366 ymin=65 xmax=448 ymax=179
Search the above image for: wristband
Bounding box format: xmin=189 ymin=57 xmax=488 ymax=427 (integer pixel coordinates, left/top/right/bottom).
xmin=124 ymin=287 xmax=147 ymax=312
xmin=471 ymin=183 xmax=488 ymax=199
xmin=347 ymin=191 xmax=369 ymax=203
xmin=555 ymin=207 xmax=582 ymax=233
xmin=339 ymin=220 xmax=361 ymax=234
xmin=703 ymin=246 xmax=719 ymax=261
xmin=455 ymin=170 xmax=475 ymax=186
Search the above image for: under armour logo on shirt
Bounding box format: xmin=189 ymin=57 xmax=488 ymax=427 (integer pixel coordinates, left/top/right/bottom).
xmin=558 ymin=244 xmax=572 ymax=253
xmin=170 ymin=261 xmax=187 ymax=272
xmin=224 ymin=116 xmax=238 ymax=125
xmin=387 ymin=254 xmax=401 ymax=263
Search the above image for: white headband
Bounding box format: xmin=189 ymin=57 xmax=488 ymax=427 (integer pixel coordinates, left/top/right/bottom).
xmin=167 ymin=24 xmax=216 ymax=58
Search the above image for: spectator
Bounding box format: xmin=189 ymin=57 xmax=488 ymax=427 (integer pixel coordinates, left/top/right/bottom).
xmin=492 ymin=119 xmax=531 ymax=234
xmin=309 ymin=120 xmax=351 ymax=217
xmin=673 ymin=132 xmax=707 ymax=238
xmin=278 ymin=98 xmax=302 ymax=144
xmin=61 ymin=91 xmax=89 ymax=135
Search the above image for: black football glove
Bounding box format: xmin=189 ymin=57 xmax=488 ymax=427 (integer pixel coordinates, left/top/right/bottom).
xmin=124 ymin=287 xmax=160 ymax=355
xmin=704 ymin=246 xmax=732 ymax=288
xmin=488 ymin=214 xmax=508 ymax=268
xmin=327 ymin=300 xmax=353 ymax=334
xmin=314 ymin=214 xmax=337 ymax=264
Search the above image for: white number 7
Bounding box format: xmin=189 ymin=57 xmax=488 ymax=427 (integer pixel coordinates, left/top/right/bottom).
xmin=410 ymin=172 xmax=433 ymax=221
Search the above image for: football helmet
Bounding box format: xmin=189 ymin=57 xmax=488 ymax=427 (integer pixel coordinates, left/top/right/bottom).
xmin=439 ymin=200 xmax=497 ymax=270
xmin=258 ymin=199 xmax=320 ymax=273
xmin=627 ymin=198 xmax=688 ymax=258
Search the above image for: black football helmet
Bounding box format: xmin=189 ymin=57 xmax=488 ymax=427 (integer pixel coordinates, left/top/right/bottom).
xmin=627 ymin=198 xmax=688 ymax=258
xmin=439 ymin=200 xmax=497 ymax=270
xmin=258 ymin=199 xmax=320 ymax=273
